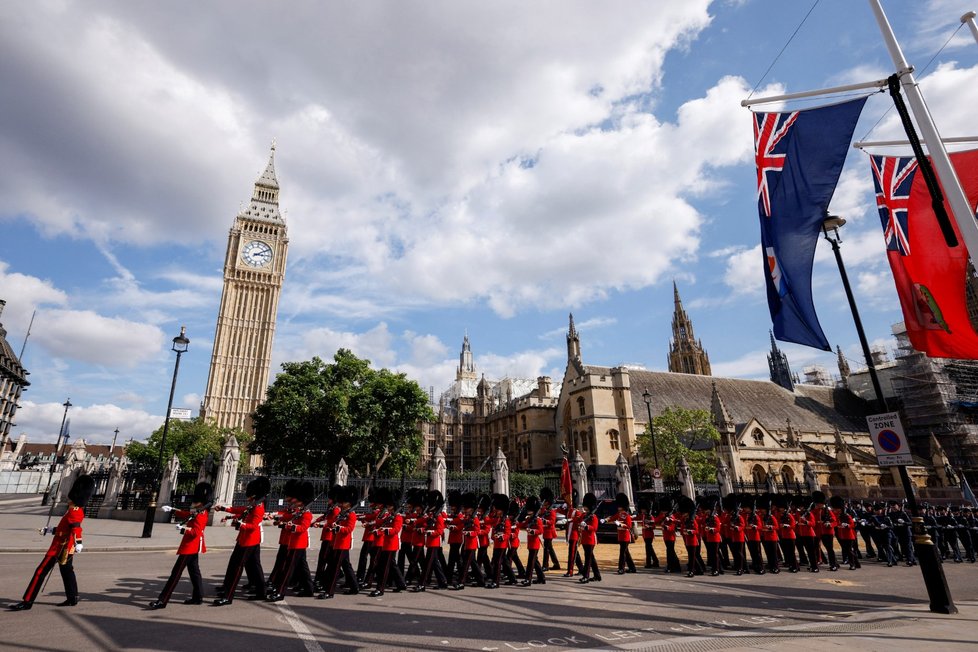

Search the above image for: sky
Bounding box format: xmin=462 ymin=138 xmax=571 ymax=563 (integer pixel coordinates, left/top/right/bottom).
xmin=3 ymin=0 xmax=978 ymax=446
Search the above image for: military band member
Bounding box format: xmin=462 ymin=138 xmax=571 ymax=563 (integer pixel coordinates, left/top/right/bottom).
xmin=317 ymin=485 xmax=359 ymax=599
xmin=871 ymin=502 xmax=896 ymax=566
xmin=635 ymin=498 xmax=660 ymax=568
xmin=888 ymin=501 xmax=916 ymax=566
xmin=149 ymin=482 xmax=212 ymax=609
xmin=413 ymin=490 xmax=449 ymax=592
xmin=519 ymin=497 xmax=546 ymax=585
xmin=606 ymin=493 xmax=637 ymax=574
xmin=213 ymin=476 xmax=270 ymax=605
xmin=577 ymin=493 xmax=602 ymax=583
xmin=267 ymin=481 xmax=316 ymax=601
xmin=9 ymin=474 xmax=94 ymax=611
xmin=539 ymin=487 xmax=561 ymax=571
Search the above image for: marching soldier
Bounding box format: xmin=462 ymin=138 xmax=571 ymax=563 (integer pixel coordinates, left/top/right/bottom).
xmin=773 ymin=495 xmax=799 ymax=573
xmin=518 ymin=497 xmax=546 ymax=585
xmin=444 ymin=490 xmax=465 ymax=583
xmin=266 ymin=481 xmax=315 ymax=601
xmin=266 ymin=479 xmax=297 ymax=590
xmin=658 ymin=496 xmax=682 ymax=573
xmin=355 ymin=489 xmax=381 ymax=585
xmin=370 ymin=488 xmax=407 ymax=597
xmin=889 ymin=500 xmax=915 ymax=566
xmin=757 ymin=495 xmax=780 ymax=574
xmin=476 ymin=494 xmax=494 ymax=579
xmin=507 ymin=500 xmax=527 ymax=580
xmin=487 ymin=493 xmax=517 ymax=588
xmin=813 ymin=491 xmax=839 ymax=571
xmin=9 ymin=474 xmax=94 ymax=611
xmin=832 ymin=496 xmax=860 ymax=570
xmin=636 ymin=498 xmax=660 ymax=568
xmin=870 ymin=502 xmax=896 ymax=566
xmin=413 ymin=490 xmax=449 ymax=592
xmin=311 ymin=485 xmax=342 ymax=592
xmin=213 ymin=476 xmax=270 ymax=605
xmin=678 ymin=496 xmax=704 ymax=577
xmin=606 ymin=493 xmax=637 ymax=574
xmin=742 ymin=496 xmax=764 ymax=574
xmin=577 ymin=492 xmax=602 ymax=583
xmin=317 ymin=485 xmax=359 ymax=599
xmin=723 ymin=494 xmax=746 ymax=575
xmin=539 ymin=487 xmax=561 ymax=571
xmin=450 ymin=492 xmax=486 ymax=590
xmin=701 ymin=497 xmax=723 ymax=576
xmin=149 ymin=482 xmax=212 ymax=609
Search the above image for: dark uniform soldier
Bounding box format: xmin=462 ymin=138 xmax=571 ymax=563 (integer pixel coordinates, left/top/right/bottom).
xmin=9 ymin=474 xmax=95 ymax=611
xmin=962 ymin=506 xmax=978 ymax=563
xmin=213 ymin=476 xmax=270 ymax=605
xmin=888 ymin=500 xmax=915 ymax=566
xmin=870 ymin=502 xmax=895 ymax=566
xmin=939 ymin=506 xmax=963 ymax=562
xmin=150 ymin=482 xmax=212 ymax=609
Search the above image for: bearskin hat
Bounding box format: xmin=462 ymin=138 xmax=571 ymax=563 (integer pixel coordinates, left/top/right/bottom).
xmin=404 ymin=487 xmax=424 ymax=507
xmin=447 ymin=489 xmax=462 ymax=508
xmin=812 ymin=490 xmax=827 ymax=504
xmin=283 ymin=479 xmax=299 ymax=499
xmin=615 ymin=492 xmax=630 ymax=510
xmin=524 ymin=496 xmax=541 ymax=513
xmin=772 ymin=494 xmax=789 ymax=510
xmin=657 ymin=495 xmax=675 ymax=513
xmin=294 ymin=481 xmax=315 ymax=506
xmin=507 ymin=500 xmax=520 ymax=518
xmin=791 ymin=494 xmax=807 ymax=508
xmin=539 ymin=486 xmax=554 ymax=503
xmin=246 ymin=476 xmax=271 ymax=500
xmin=372 ymin=487 xmax=390 ymax=507
xmin=426 ymin=490 xmax=445 ymax=512
xmin=677 ymin=496 xmax=696 ymax=514
xmin=342 ymin=485 xmax=359 ymax=505
xmin=491 ymin=493 xmax=510 ymax=512
xmin=740 ymin=494 xmax=756 ymax=510
xmin=327 ymin=484 xmax=343 ymax=503
xmin=721 ymin=494 xmax=739 ymax=512
xmin=192 ymin=481 xmax=213 ymax=505
xmin=477 ymin=493 xmax=492 ymax=512
xmin=829 ymin=495 xmax=845 ymax=509
xmin=582 ymin=492 xmax=598 ymax=510
xmin=67 ymin=474 xmax=96 ymax=508
xmin=461 ymin=492 xmax=478 ymax=510
xmin=637 ymin=497 xmax=653 ymax=513
xmin=756 ymin=493 xmax=772 ymax=510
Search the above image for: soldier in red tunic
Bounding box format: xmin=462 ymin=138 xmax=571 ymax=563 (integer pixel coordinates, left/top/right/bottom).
xmin=635 ymin=498 xmax=660 ymax=569
xmin=832 ymin=495 xmax=861 ymax=571
xmin=9 ymin=475 xmax=94 ymax=611
xmin=370 ymin=488 xmax=407 ymax=597
xmin=723 ymin=494 xmax=746 ymax=575
xmin=757 ymin=495 xmax=781 ymax=574
xmin=538 ymin=487 xmax=561 ymax=571
xmin=317 ymin=485 xmax=360 ymax=599
xmin=774 ymin=495 xmax=800 ymax=573
xmin=701 ymin=496 xmax=724 ymax=576
xmin=813 ymin=490 xmax=839 ymax=571
xmin=444 ymin=490 xmax=465 ymax=583
xmin=413 ymin=490 xmax=449 ymax=592
xmin=605 ymin=493 xmax=637 ymax=574
xmin=149 ymin=482 xmax=212 ymax=609
xmin=678 ymin=496 xmax=704 ymax=577
xmin=518 ymin=496 xmax=546 ymax=585
xmin=213 ymin=476 xmax=270 ymax=605
xmin=450 ymin=492 xmax=486 ymax=590
xmin=266 ymin=479 xmax=298 ymax=589
xmin=577 ymin=492 xmax=602 ymax=584
xmin=486 ymin=493 xmax=517 ymax=588
xmin=657 ymin=496 xmax=683 ymax=573
xmin=267 ymin=481 xmax=316 ymax=601
xmin=311 ymin=485 xmax=342 ymax=592
xmin=356 ymin=489 xmax=381 ymax=586
xmin=506 ymin=500 xmax=526 ymax=580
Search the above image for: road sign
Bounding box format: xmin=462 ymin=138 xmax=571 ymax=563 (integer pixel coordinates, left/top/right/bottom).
xmin=866 ymin=411 xmax=913 ymax=466
xmin=652 ymin=478 xmax=664 ymax=493
xmin=652 ymin=468 xmax=662 ymax=479
xmin=169 ymin=408 xmax=193 ymax=419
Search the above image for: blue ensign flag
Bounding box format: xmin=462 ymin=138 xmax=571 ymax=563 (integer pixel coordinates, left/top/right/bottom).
xmin=753 ymin=97 xmax=867 ymax=351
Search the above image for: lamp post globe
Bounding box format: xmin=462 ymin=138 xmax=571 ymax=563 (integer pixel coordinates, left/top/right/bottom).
xmin=142 ymin=326 xmax=189 ymax=538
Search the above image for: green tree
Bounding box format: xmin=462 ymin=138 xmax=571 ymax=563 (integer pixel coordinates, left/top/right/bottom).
xmin=637 ymin=406 xmax=720 ymax=483
xmin=126 ymin=417 xmax=232 ymax=472
xmin=250 ymin=349 xmax=435 ymax=477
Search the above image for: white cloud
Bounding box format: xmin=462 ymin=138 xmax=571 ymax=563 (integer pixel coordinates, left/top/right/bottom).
xmin=0 ymin=261 xmax=69 ymax=337
xmin=32 ymin=309 xmax=164 ymax=367
xmin=13 ymin=400 xmax=163 ymax=445
xmin=723 ymin=244 xmax=763 ymax=296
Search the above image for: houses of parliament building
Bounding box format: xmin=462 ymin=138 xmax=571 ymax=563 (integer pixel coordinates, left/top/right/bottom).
xmin=424 ymin=285 xmax=961 ymax=494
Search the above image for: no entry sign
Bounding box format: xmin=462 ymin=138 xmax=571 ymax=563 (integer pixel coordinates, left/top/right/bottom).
xmin=866 ymin=411 xmax=913 ymax=466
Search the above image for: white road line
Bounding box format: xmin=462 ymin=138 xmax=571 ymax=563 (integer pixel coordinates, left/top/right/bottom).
xmin=275 ymin=600 xmax=325 ymax=652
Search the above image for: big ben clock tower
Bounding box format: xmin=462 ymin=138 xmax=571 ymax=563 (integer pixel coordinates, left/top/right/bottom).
xmin=202 ymin=144 xmax=288 ymax=437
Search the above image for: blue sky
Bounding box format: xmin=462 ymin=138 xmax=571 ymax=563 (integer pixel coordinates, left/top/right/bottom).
xmin=3 ymin=0 xmax=978 ymax=445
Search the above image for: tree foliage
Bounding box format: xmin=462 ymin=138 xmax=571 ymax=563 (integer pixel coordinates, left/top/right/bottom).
xmin=637 ymin=406 xmax=720 ymax=483
xmin=250 ymin=349 xmax=435 ymax=477
xmin=126 ymin=417 xmax=248 ymax=472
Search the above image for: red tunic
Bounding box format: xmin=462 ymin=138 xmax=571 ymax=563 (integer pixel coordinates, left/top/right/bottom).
xmin=424 ymin=513 xmax=445 ymax=548
xmin=478 ymin=515 xmax=491 ymax=548
xmin=541 ymin=508 xmax=558 ymax=540
xmin=172 ymin=509 xmax=208 ymax=555
xmin=578 ymin=514 xmax=598 ymax=546
xmin=317 ymin=505 xmax=340 ymax=542
xmin=225 ymin=503 xmax=265 ymax=547
xmin=489 ymin=515 xmax=511 ymax=549
xmin=835 ymin=510 xmax=857 ymax=540
xmin=608 ymin=511 xmax=633 ymax=543
xmin=702 ymin=513 xmax=722 ymax=544
xmin=778 ymin=511 xmax=797 ymax=540
xmin=727 ymin=512 xmax=745 ymax=543
xmin=658 ymin=513 xmax=679 ymax=542
xmin=381 ymin=513 xmax=403 ymax=552
xmin=639 ymin=513 xmax=656 ymax=540
xmin=814 ymin=507 xmax=837 ymax=536
xmin=759 ymin=514 xmax=780 ymax=542
xmin=287 ymin=510 xmax=313 ymax=550
xmin=463 ymin=516 xmax=481 ymax=551
xmin=332 ymin=510 xmax=357 ymax=550
xmin=680 ymin=516 xmax=699 ymax=547
xmin=521 ymin=517 xmax=543 ymax=550
xmin=796 ymin=511 xmax=817 ymax=537
xmin=361 ymin=508 xmax=379 ymax=543
xmin=744 ymin=513 xmax=762 ymax=542
xmin=47 ymin=506 xmax=84 ymax=557
xmin=447 ymin=512 xmax=465 ymax=545
xmin=273 ymin=508 xmax=294 ymax=546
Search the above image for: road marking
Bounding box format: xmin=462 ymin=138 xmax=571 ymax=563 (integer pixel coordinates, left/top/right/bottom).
xmin=275 ymin=600 xmax=324 ymax=652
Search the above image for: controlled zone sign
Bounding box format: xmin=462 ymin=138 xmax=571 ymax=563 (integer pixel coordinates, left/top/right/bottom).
xmin=866 ymin=411 xmax=913 ymax=467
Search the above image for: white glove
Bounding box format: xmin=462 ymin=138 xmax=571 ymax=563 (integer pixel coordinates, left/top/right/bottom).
xmin=74 ymin=543 xmax=83 ymax=554
xmin=162 ymin=505 xmax=173 ymax=513
xmin=176 ymin=525 xmax=185 ymax=534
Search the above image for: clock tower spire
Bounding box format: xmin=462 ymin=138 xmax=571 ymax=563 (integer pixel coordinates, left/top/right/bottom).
xmin=202 ymin=143 xmax=289 ymax=443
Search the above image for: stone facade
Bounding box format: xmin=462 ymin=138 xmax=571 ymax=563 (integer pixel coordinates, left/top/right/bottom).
xmin=0 ymin=300 xmax=29 ymax=457
xmin=667 ymin=283 xmax=711 ymax=376
xmin=201 ymin=145 xmax=288 ymax=440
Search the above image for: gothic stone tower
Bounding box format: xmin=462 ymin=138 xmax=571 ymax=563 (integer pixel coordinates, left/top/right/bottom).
xmin=202 ymin=145 xmax=288 ymax=435
xmin=667 ymin=282 xmax=712 ymax=376
xmin=767 ymin=331 xmax=794 ymax=391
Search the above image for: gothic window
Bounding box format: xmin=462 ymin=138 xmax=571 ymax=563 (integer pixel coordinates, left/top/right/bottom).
xmin=781 ymin=466 xmax=795 ymax=486
xmin=577 ymin=397 xmax=586 ymax=416
xmin=581 ymin=432 xmax=589 ymax=452
xmin=608 ymin=429 xmax=620 ymax=450
xmin=752 ymin=429 xmax=764 ymax=446
xmin=751 ymin=465 xmax=767 ymax=484
xmin=427 ymin=440 xmax=436 ymax=456
xmin=521 ymin=415 xmax=527 ymax=431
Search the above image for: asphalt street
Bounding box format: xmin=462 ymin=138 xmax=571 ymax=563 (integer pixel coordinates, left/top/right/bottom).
xmin=2 ymin=546 xmax=978 ymax=652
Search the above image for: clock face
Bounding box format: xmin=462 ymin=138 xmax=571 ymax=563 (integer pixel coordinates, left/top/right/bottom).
xmin=242 ymin=240 xmax=273 ymax=267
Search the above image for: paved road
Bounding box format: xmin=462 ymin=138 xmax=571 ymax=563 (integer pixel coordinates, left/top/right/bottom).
xmin=2 ymin=546 xmax=977 ymax=652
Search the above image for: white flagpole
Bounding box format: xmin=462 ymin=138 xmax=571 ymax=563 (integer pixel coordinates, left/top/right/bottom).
xmin=868 ymin=0 xmax=978 ymax=261
xmin=962 ymin=11 xmax=978 ymax=45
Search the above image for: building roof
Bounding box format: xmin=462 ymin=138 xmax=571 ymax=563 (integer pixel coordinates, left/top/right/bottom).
xmin=18 ymin=442 xmax=118 ymax=457
xmin=628 ymin=370 xmax=870 ymax=433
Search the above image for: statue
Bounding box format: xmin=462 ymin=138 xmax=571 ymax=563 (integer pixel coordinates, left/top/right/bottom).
xmin=716 ymin=457 xmax=733 ymax=496
xmin=804 ymin=461 xmax=819 ymax=493
xmin=677 ymin=456 xmax=695 ymax=499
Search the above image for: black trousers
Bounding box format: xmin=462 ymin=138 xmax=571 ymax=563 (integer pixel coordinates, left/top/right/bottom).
xmin=819 ymin=534 xmax=838 ymax=568
xmin=221 ymin=544 xmax=265 ymax=601
xmin=375 ymin=549 xmax=406 ymax=593
xmin=800 ymin=536 xmax=818 ymax=570
xmin=895 ymin=532 xmax=916 ymax=563
xmin=542 ymin=538 xmax=560 ymax=569
xmin=490 ymin=547 xmax=516 ymax=585
xmin=274 ymin=549 xmax=313 ymax=596
xmin=746 ymin=540 xmax=764 ymax=572
xmin=873 ymin=531 xmax=895 ymax=564
xmin=796 ymin=537 xmax=810 ymax=565
xmin=314 ymin=541 xmax=332 ymax=587
xmin=446 ymin=542 xmax=462 ymax=582
xmin=581 ymin=543 xmax=601 ymax=580
xmin=158 ymin=553 xmax=202 ymax=605
xmin=23 ymin=553 xmax=77 ymax=604
xmin=267 ymin=544 xmax=289 ymax=587
xmin=705 ymin=541 xmax=722 ymax=574
xmin=419 ymin=547 xmax=448 ymax=588
xmin=508 ymin=547 xmax=526 ymax=578
xmin=524 ymin=549 xmax=546 ymax=583
xmin=643 ymin=537 xmax=660 ymax=567
xmin=779 ymin=538 xmax=799 ymax=571
xmin=762 ymin=540 xmax=780 ymax=571
xmin=685 ymin=545 xmax=705 ymax=575
xmin=322 ymin=548 xmax=358 ymax=596
xmin=664 ymin=539 xmax=682 ymax=572
xmin=619 ymin=542 xmax=636 ymax=572
xmin=457 ymin=548 xmax=486 ymax=586
xmin=839 ymin=539 xmax=860 ymax=568
xmin=478 ymin=546 xmax=493 ymax=579
xmin=357 ymin=543 xmax=378 ymax=584
xmin=730 ymin=541 xmax=745 ymax=573
xmin=565 ymin=541 xmax=585 ymax=575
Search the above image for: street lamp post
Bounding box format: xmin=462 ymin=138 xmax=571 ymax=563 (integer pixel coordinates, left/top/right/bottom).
xmin=642 ymin=390 xmax=660 ymax=471
xmin=823 ymin=214 xmax=956 ymax=614
xmin=111 ymin=428 xmax=120 ymax=456
xmin=142 ymin=326 xmax=190 ymax=538
xmin=40 ymin=399 xmax=72 ymax=506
